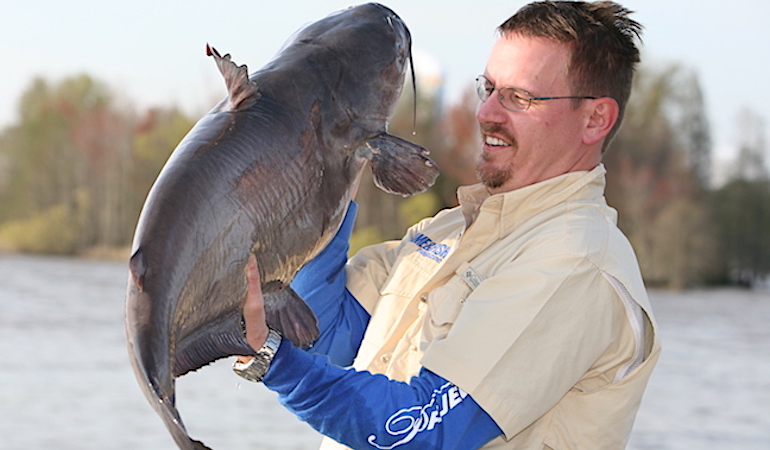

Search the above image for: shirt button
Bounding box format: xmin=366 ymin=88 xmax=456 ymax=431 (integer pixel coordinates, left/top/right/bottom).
xmin=420 ymin=293 xmax=429 ymax=302
xmin=381 ymin=354 xmax=391 ymax=363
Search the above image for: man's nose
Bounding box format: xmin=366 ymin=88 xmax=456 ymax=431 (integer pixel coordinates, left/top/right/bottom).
xmin=476 ymin=92 xmax=508 ymax=125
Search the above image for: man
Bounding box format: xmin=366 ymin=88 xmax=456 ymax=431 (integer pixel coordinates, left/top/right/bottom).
xmin=237 ymin=1 xmax=660 ymax=448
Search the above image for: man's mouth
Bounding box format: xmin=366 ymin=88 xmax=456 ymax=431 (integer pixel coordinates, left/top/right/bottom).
xmin=484 ymin=135 xmax=511 ymax=147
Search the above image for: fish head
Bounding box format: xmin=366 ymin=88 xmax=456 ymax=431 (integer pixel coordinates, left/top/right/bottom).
xmin=284 ymin=3 xmax=412 ymax=131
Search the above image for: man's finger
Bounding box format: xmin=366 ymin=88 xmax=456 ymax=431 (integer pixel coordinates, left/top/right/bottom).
xmin=246 ymin=254 xmax=261 ymax=291
xmin=243 ymin=254 xmax=268 ymax=350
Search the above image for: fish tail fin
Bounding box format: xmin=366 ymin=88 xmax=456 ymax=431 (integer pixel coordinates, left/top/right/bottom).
xmin=159 ymin=395 xmax=214 ymax=450
xmin=131 ymin=351 xmax=213 ymax=449
xmin=263 ymin=282 xmax=320 ymax=348
xmin=206 ymin=44 xmax=261 ymax=111
xmin=360 ymin=133 xmax=439 ymax=197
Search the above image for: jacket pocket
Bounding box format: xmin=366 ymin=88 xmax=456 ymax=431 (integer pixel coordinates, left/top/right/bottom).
xmin=422 ymin=263 xmax=479 ymax=341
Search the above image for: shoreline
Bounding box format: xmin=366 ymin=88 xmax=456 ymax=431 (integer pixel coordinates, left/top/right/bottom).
xmin=0 ymin=246 xmax=131 ymax=263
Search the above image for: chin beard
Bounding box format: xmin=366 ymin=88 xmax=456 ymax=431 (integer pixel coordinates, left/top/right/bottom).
xmin=476 ymin=155 xmax=510 ymax=189
xmin=477 ymin=123 xmax=515 ymax=189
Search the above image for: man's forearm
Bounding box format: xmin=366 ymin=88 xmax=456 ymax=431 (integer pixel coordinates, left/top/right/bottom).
xmin=262 ymin=341 xmax=502 ymax=449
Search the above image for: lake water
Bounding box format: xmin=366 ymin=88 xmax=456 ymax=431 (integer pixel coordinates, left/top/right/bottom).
xmin=0 ymin=254 xmax=768 ymax=449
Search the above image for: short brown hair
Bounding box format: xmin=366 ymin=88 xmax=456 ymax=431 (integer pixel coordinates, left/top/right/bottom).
xmin=499 ymin=1 xmax=643 ymax=151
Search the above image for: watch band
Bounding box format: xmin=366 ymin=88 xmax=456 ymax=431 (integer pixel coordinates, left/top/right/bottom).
xmin=233 ymin=328 xmax=283 ymax=383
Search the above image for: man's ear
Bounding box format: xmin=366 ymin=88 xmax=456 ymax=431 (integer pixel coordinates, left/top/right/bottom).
xmin=583 ymin=97 xmax=619 ymax=146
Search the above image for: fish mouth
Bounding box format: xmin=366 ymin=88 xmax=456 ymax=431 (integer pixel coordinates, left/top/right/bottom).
xmin=376 ymin=5 xmax=416 ymax=129
xmin=359 ymin=3 xmax=411 ymax=67
xmin=380 ymin=4 xmax=410 ymax=44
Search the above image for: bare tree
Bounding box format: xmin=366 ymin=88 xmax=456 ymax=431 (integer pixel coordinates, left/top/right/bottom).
xmin=0 ymin=75 xmax=193 ymax=255
xmin=712 ymin=109 xmax=770 ymax=286
xmin=605 ymin=65 xmax=716 ymax=288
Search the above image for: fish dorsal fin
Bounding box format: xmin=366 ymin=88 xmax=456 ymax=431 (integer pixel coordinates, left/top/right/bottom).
xmin=206 ymin=44 xmax=260 ymax=111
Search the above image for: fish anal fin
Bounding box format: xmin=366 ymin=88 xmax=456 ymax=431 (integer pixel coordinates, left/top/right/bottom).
xmin=358 ymin=133 xmax=440 ymax=197
xmin=262 ymin=282 xmax=319 ymax=348
xmin=173 ymin=313 xmax=254 ymax=378
xmin=206 ymin=44 xmax=261 ymax=111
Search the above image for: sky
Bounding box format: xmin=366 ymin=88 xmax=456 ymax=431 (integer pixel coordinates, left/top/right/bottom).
xmin=2 ymin=0 xmax=768 ymax=167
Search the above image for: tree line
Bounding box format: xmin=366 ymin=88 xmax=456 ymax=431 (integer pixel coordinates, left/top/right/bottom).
xmin=0 ymin=66 xmax=767 ymax=288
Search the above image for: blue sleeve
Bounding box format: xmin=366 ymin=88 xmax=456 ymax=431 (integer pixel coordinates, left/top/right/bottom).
xmin=263 ymin=341 xmax=503 ymax=449
xmin=291 ymin=201 xmax=370 ymax=366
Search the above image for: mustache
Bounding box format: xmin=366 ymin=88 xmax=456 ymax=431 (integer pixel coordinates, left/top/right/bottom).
xmin=479 ymin=122 xmax=502 ymax=134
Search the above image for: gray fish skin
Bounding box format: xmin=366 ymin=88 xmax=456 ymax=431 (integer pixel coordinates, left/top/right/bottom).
xmin=125 ymin=3 xmax=438 ymax=450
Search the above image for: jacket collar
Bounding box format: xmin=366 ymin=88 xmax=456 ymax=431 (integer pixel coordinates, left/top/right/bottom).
xmin=457 ymin=164 xmax=608 ymax=237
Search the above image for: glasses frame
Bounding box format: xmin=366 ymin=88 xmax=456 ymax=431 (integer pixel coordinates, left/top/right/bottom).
xmin=475 ymin=75 xmax=596 ymax=112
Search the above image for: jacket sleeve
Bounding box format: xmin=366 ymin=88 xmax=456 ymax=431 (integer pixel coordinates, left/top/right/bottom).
xmin=290 ymin=202 xmax=370 ymax=366
xmin=263 ymin=341 xmax=503 ymax=449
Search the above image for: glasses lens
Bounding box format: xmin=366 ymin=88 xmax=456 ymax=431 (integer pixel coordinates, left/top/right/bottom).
xmin=475 ymin=76 xmax=492 ymax=102
xmin=500 ymin=87 xmax=530 ymax=111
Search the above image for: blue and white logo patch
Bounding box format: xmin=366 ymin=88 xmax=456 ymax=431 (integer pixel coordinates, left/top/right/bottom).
xmin=410 ymin=233 xmax=451 ymax=263
xmin=367 ymin=382 xmax=469 ymax=449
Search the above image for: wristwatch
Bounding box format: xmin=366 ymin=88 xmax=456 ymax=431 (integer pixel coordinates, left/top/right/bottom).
xmin=232 ymin=328 xmax=282 ymax=383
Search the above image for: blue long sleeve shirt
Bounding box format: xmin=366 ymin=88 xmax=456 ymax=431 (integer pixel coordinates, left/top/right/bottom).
xmin=264 ymin=341 xmax=501 ymax=449
xmin=263 ymin=202 xmax=503 ymax=449
xmin=289 ymin=202 xmax=369 ymax=366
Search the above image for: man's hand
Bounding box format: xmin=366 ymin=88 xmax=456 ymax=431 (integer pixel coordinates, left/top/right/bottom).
xmin=238 ymin=255 xmax=269 ymax=363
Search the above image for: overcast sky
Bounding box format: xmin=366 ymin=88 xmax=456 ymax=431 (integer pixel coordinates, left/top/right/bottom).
xmin=2 ymin=0 xmax=768 ymax=164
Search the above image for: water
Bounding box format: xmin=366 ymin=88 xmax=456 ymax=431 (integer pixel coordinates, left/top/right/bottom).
xmin=627 ymin=288 xmax=770 ymax=449
xmin=0 ymin=254 xmax=768 ymax=449
xmin=0 ymin=254 xmax=322 ymax=450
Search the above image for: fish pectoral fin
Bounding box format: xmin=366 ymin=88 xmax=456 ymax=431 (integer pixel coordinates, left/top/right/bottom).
xmin=263 ymin=283 xmax=319 ymax=348
xmin=206 ymin=44 xmax=260 ymax=111
xmin=358 ymin=133 xmax=440 ymax=197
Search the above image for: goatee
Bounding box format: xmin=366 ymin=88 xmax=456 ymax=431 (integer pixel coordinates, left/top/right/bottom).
xmin=476 ymin=123 xmax=515 ymax=189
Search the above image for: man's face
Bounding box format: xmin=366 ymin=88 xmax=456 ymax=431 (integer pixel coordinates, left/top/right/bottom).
xmin=476 ymin=33 xmax=597 ymax=193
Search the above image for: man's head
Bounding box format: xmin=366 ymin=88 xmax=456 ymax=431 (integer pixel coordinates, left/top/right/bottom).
xmin=475 ymin=1 xmax=642 ymax=193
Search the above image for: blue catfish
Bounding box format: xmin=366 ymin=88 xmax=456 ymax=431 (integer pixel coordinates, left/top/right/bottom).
xmin=125 ymin=3 xmax=438 ymax=449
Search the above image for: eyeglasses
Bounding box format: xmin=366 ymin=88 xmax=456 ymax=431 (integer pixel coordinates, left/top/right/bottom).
xmin=475 ymin=75 xmax=596 ymax=112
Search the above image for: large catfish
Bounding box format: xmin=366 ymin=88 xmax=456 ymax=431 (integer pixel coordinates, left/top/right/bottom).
xmin=125 ymin=3 xmax=438 ymax=449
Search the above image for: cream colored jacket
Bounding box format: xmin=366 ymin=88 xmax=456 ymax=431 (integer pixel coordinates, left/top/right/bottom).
xmin=322 ymin=165 xmax=660 ymax=449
